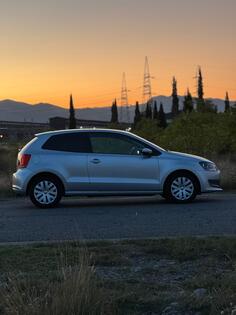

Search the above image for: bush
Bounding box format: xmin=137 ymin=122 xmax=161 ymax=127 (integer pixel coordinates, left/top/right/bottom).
xmin=132 ymin=118 xmax=164 ymax=143
xmin=161 ymin=112 xmax=236 ymax=156
xmin=0 ymin=145 xmax=18 ymax=174
xmin=0 ymin=145 xmax=18 ymax=196
xmin=133 ymin=112 xmax=236 ymax=156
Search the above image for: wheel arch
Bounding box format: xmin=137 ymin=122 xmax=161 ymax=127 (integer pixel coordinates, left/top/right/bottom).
xmin=163 ymin=169 xmax=201 ymax=194
xmin=26 ymin=172 xmax=65 ymax=196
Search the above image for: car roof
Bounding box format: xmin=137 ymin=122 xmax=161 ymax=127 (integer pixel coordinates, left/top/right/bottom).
xmin=35 ymin=128 xmax=131 ymax=137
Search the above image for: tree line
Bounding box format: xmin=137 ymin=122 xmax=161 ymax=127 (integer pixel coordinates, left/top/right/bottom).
xmin=68 ymin=67 xmax=235 ymax=129
xmin=110 ymin=67 xmax=234 ymax=128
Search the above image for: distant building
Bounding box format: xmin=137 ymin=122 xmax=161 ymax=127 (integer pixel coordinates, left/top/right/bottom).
xmin=0 ymin=110 xmax=173 ymax=142
xmin=49 ymin=117 xmax=130 ymax=130
xmin=0 ymin=117 xmax=130 ymax=142
xmin=0 ymin=120 xmax=49 ymax=142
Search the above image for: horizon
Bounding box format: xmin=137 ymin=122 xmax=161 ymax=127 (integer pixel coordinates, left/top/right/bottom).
xmin=0 ymin=0 xmax=235 ymax=108
xmin=0 ymin=94 xmax=235 ymax=110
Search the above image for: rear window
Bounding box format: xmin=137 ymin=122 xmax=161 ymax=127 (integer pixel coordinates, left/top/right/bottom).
xmin=42 ymin=133 xmax=91 ymax=153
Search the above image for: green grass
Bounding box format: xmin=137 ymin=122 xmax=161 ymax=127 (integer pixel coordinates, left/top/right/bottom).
xmin=1 ymin=238 xmax=236 ymax=314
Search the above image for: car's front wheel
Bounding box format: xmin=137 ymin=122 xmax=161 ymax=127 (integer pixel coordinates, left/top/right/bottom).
xmin=163 ymin=172 xmax=198 ymax=203
xmin=29 ymin=176 xmax=63 ymax=208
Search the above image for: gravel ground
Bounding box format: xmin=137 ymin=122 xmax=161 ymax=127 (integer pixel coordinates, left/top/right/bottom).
xmin=0 ymin=192 xmax=236 ymax=243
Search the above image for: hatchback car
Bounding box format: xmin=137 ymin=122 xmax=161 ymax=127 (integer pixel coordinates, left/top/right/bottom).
xmin=12 ymin=129 xmax=222 ymax=208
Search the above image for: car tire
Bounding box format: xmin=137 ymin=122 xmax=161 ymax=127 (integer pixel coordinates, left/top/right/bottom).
xmin=29 ymin=176 xmax=63 ymax=208
xmin=163 ymin=172 xmax=198 ymax=203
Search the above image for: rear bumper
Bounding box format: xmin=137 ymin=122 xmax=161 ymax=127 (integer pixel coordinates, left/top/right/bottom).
xmin=12 ymin=185 xmax=25 ymax=195
xmin=12 ymin=169 xmax=33 ymax=195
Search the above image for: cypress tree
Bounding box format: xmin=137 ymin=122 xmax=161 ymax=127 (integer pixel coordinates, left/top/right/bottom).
xmin=198 ymin=67 xmax=204 ymax=100
xmin=111 ymin=99 xmax=118 ymax=123
xmin=196 ymin=67 xmax=206 ymax=112
xmin=69 ymin=94 xmax=76 ymax=129
xmin=158 ymin=102 xmax=167 ymax=128
xmin=133 ymin=101 xmax=141 ymax=126
xmin=224 ymin=91 xmax=230 ymax=113
xmin=145 ymin=100 xmax=152 ymax=119
xmin=153 ymin=100 xmax=158 ymax=119
xmin=171 ymin=76 xmax=179 ymax=117
xmin=183 ymin=89 xmax=194 ymax=113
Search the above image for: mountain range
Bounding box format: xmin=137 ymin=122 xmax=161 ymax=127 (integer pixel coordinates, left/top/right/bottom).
xmin=0 ymin=97 xmax=234 ymax=123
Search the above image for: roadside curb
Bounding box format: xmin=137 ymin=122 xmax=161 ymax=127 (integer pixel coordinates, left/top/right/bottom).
xmin=1 ymin=234 xmax=236 ymax=246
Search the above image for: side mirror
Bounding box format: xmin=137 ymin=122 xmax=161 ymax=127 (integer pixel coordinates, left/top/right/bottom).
xmin=141 ymin=148 xmax=153 ymax=157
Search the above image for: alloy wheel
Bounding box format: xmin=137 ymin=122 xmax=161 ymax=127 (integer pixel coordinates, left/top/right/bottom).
xmin=171 ymin=176 xmax=194 ymax=201
xmin=33 ymin=180 xmax=58 ymax=205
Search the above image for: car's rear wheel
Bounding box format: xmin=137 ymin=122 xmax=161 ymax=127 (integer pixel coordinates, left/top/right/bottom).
xmin=163 ymin=172 xmax=198 ymax=203
xmin=29 ymin=176 xmax=63 ymax=208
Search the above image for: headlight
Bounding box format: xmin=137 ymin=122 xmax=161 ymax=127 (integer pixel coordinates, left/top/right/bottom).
xmin=199 ymin=161 xmax=217 ymax=171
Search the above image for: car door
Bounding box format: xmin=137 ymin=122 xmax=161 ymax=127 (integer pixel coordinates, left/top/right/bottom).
xmin=87 ymin=132 xmax=161 ymax=192
xmin=41 ymin=132 xmax=91 ymax=192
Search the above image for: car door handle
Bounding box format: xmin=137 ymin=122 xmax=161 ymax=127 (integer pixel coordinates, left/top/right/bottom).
xmin=90 ymin=158 xmax=101 ymax=164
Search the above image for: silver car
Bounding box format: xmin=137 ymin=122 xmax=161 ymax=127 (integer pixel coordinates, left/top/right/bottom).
xmin=12 ymin=129 xmax=222 ymax=208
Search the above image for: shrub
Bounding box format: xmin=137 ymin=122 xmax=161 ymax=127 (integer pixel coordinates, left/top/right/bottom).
xmin=132 ymin=118 xmax=164 ymax=143
xmin=133 ymin=112 xmax=236 ymax=156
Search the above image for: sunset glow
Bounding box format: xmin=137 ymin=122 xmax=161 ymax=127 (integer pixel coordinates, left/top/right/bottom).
xmin=0 ymin=0 xmax=235 ymax=108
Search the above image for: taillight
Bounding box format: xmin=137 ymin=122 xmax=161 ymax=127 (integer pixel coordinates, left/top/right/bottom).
xmin=17 ymin=154 xmax=31 ymax=169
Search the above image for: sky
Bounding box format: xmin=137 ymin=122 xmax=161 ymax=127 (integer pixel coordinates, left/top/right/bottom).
xmin=0 ymin=0 xmax=235 ymax=108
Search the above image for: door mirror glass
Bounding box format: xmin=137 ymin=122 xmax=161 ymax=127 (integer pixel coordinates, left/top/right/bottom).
xmin=142 ymin=148 xmax=153 ymax=157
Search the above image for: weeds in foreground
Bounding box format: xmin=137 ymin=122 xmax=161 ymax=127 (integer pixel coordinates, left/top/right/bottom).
xmin=0 ymin=247 xmax=114 ymax=315
xmin=2 ymin=238 xmax=236 ymax=314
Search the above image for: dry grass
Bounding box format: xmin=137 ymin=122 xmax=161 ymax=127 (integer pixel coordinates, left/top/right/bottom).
xmin=0 ymin=248 xmax=113 ymax=315
xmin=2 ymin=238 xmax=236 ymax=314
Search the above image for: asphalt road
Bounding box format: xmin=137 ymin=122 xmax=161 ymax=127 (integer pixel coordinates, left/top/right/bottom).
xmin=0 ymin=193 xmax=236 ymax=243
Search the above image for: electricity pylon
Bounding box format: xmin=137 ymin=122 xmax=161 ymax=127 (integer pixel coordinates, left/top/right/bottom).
xmin=120 ymin=72 xmax=130 ymax=123
xmin=142 ymin=56 xmax=153 ymax=104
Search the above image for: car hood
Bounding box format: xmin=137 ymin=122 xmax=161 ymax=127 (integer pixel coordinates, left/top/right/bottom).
xmin=165 ymin=150 xmax=211 ymax=162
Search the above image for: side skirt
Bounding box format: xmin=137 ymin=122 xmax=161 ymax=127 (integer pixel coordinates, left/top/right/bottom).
xmin=65 ymin=190 xmax=162 ymax=197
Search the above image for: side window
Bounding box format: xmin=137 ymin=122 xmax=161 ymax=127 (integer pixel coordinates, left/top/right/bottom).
xmin=42 ymin=133 xmax=91 ymax=153
xmin=89 ymin=133 xmax=147 ymax=155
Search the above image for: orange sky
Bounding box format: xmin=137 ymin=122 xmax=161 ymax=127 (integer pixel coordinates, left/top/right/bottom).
xmin=0 ymin=0 xmax=235 ymax=108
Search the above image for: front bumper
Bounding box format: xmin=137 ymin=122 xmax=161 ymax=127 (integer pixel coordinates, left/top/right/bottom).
xmin=208 ymin=179 xmax=221 ymax=189
xmin=198 ymin=169 xmax=223 ymax=193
